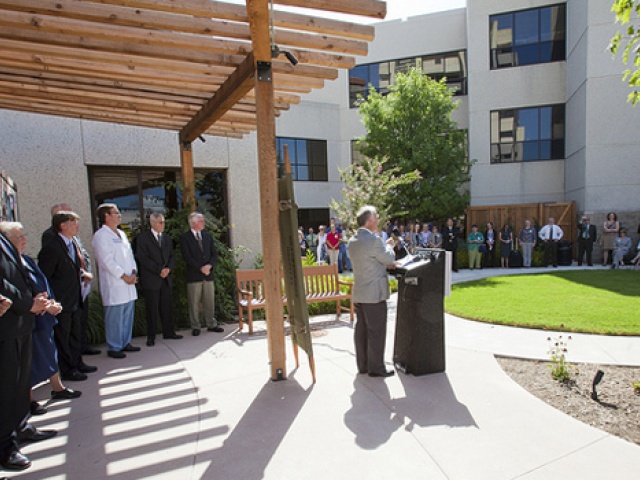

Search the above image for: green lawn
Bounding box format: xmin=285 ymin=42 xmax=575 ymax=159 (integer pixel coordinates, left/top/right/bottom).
xmin=444 ymin=270 xmax=640 ymax=335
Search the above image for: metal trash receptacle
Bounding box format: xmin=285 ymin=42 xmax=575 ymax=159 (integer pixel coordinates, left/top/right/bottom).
xmin=557 ymin=240 xmax=573 ymax=266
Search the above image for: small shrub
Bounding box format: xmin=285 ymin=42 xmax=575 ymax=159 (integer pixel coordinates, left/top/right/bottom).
xmin=302 ymin=250 xmax=316 ymax=266
xmin=633 ymin=381 xmax=640 ymax=395
xmin=547 ymin=335 xmax=577 ymax=383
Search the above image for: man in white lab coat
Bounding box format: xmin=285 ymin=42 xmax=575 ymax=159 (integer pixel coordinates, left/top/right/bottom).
xmin=92 ymin=204 xmax=140 ymax=359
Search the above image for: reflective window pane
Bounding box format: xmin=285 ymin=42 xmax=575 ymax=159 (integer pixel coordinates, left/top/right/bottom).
xmin=514 ymin=9 xmax=539 ymax=46
xmin=490 ymin=14 xmax=513 ymax=49
xmin=518 ymin=108 xmax=539 ymax=141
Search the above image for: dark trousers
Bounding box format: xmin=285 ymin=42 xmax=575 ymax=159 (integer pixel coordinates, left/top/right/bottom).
xmin=354 ymin=301 xmax=388 ymax=375
xmin=54 ymin=307 xmax=83 ymax=376
xmin=144 ymin=282 xmax=174 ymax=341
xmin=577 ymin=240 xmax=593 ymax=266
xmin=80 ymin=299 xmax=90 ymax=349
xmin=0 ymin=334 xmax=32 ymax=460
xmin=543 ymin=241 xmax=558 ymax=267
xmin=483 ymin=244 xmax=496 ymax=267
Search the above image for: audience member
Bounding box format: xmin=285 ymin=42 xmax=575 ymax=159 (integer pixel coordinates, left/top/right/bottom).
xmin=136 ymin=213 xmax=182 ymax=347
xmin=611 ymin=228 xmax=632 ymax=269
xmin=410 ymin=223 xmax=421 ymax=253
xmin=602 ymin=212 xmax=619 ymax=266
xmin=538 ymin=217 xmax=563 ymax=268
xmin=429 ymin=225 xmax=443 ymax=248
xmin=518 ymin=219 xmax=537 ymax=268
xmin=316 ymin=225 xmax=327 ymax=264
xmin=92 ymin=204 xmax=140 ymax=358
xmin=180 ymin=212 xmax=223 ymax=336
xmin=325 ymin=223 xmax=341 ymax=270
xmin=467 ymin=224 xmax=484 ymax=270
xmin=420 ymin=223 xmax=431 ymax=248
xmin=305 ymin=227 xmax=317 ymax=253
xmin=577 ymin=216 xmax=597 ymax=266
xmin=483 ymin=222 xmax=497 ymax=268
xmin=499 ymin=223 xmax=512 ymax=268
xmin=442 ymin=218 xmax=459 ymax=272
xmin=298 ymin=231 xmax=308 ymax=257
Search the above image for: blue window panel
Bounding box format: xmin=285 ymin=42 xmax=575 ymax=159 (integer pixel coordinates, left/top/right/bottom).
xmin=539 ymin=140 xmax=552 ymax=160
xmin=297 ymin=166 xmax=309 ymax=181
xmin=540 ymin=107 xmax=552 ymax=140
xmin=296 ymin=139 xmax=307 ymax=166
xmin=540 ymin=7 xmax=553 ymax=42
xmin=491 ymin=14 xmax=513 ymax=48
xmin=369 ymin=63 xmax=381 ymax=90
xmin=514 ymin=44 xmax=540 ymax=66
xmin=521 ymin=141 xmax=539 ymax=161
xmin=518 ymin=108 xmax=539 ymax=141
xmin=514 ymin=9 xmax=539 ymax=46
xmin=349 ymin=65 xmax=369 ymax=85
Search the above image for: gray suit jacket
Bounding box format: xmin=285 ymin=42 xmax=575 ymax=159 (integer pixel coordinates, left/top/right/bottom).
xmin=348 ymin=227 xmax=396 ymax=304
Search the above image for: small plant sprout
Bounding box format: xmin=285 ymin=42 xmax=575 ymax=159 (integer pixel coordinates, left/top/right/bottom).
xmin=547 ymin=335 xmax=577 ymax=383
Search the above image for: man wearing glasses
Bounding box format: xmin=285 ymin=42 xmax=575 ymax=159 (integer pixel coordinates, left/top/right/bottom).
xmin=92 ymin=204 xmax=140 ymax=358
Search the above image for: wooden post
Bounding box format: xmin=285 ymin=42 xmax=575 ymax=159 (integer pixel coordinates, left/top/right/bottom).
xmin=247 ymin=0 xmax=286 ymax=381
xmin=180 ymin=141 xmax=196 ymax=211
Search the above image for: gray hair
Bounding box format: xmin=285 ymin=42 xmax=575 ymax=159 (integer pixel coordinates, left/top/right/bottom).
xmin=188 ymin=212 xmax=204 ymax=227
xmin=0 ymin=221 xmax=24 ymax=237
xmin=356 ymin=205 xmax=377 ymax=227
xmin=149 ymin=212 xmax=165 ymax=223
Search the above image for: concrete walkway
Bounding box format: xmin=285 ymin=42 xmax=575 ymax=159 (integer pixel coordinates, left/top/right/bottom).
xmin=8 ymin=266 xmax=640 ymax=479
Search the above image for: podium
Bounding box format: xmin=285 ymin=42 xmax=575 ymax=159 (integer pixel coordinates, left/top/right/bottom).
xmin=392 ymin=249 xmax=447 ymax=375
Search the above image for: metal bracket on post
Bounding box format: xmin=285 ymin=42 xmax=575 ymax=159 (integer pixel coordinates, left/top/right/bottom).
xmin=182 ymin=141 xmax=192 ymax=151
xmin=257 ymin=61 xmax=272 ymax=82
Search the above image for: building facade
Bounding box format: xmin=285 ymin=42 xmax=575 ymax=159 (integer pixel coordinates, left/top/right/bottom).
xmin=1 ymin=0 xmax=639 ymax=260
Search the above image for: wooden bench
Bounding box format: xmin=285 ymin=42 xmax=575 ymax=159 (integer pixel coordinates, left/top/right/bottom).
xmin=236 ymin=264 xmax=354 ymax=334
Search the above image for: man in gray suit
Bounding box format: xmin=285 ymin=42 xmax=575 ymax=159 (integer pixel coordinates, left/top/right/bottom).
xmin=348 ymin=206 xmax=398 ymax=378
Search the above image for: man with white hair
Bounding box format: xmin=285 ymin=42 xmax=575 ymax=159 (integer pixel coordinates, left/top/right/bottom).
xmin=180 ymin=212 xmax=223 ymax=336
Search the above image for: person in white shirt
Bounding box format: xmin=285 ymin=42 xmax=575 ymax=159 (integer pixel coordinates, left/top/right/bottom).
xmin=538 ymin=217 xmax=564 ymax=268
xmin=92 ymin=204 xmax=139 ymax=359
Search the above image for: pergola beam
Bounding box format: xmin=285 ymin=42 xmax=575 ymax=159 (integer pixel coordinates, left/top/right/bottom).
xmin=274 ymin=0 xmax=386 ymax=19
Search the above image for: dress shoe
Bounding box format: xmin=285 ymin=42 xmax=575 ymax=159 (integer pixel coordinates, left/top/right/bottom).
xmin=82 ymin=347 xmax=101 ymax=355
xmin=368 ymin=370 xmax=395 ymax=378
xmin=18 ymin=428 xmax=57 ymax=444
xmin=207 ymin=326 xmax=224 ymax=333
xmin=146 ymin=339 xmax=155 ymax=347
xmin=192 ymin=328 xmax=200 ymax=336
xmin=30 ymin=401 xmax=47 ymax=416
xmin=163 ymin=333 xmax=183 ymax=340
xmin=61 ymin=370 xmax=88 ymax=382
xmin=0 ymin=451 xmax=31 ymax=471
xmin=51 ymin=387 xmax=82 ymax=400
xmin=122 ymin=343 xmax=141 ymax=352
xmin=107 ymin=350 xmax=126 ymax=359
xmin=78 ymin=363 xmax=97 ymax=373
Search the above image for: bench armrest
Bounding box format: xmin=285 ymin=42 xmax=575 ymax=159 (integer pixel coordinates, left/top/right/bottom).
xmin=337 ymin=280 xmax=353 ymax=292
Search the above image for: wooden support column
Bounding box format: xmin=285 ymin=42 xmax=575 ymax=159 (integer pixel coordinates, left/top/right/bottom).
xmin=247 ymin=0 xmax=286 ymax=380
xmin=180 ymin=140 xmax=196 ymax=211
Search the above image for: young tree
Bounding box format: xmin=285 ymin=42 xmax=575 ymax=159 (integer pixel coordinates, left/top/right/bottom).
xmin=610 ymin=0 xmax=640 ymax=105
xmin=330 ymin=158 xmax=420 ymax=231
xmin=357 ymin=69 xmax=473 ymax=226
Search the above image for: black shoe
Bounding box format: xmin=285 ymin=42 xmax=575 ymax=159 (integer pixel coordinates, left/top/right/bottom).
xmin=207 ymin=326 xmax=224 ymax=333
xmin=30 ymin=401 xmax=47 ymax=416
xmin=0 ymin=451 xmax=31 ymax=471
xmin=108 ymin=350 xmax=126 ymax=359
xmin=146 ymin=339 xmax=155 ymax=347
xmin=61 ymin=370 xmax=88 ymax=382
xmin=368 ymin=370 xmax=395 ymax=378
xmin=122 ymin=343 xmax=141 ymax=352
xmin=78 ymin=363 xmax=97 ymax=373
xmin=192 ymin=329 xmax=200 ymax=336
xmin=51 ymin=387 xmax=82 ymax=400
xmin=18 ymin=427 xmax=57 ymax=444
xmin=82 ymin=347 xmax=101 ymax=355
xmin=163 ymin=334 xmax=183 ymax=340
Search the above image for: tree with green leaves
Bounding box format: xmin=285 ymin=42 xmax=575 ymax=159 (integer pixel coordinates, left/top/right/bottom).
xmin=330 ymin=157 xmax=420 ymax=231
xmin=610 ymin=0 xmax=640 ymax=105
xmin=357 ymin=69 xmax=473 ymax=226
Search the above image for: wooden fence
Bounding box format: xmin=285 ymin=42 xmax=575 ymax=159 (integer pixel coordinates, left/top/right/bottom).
xmin=466 ymin=202 xmax=577 ymax=254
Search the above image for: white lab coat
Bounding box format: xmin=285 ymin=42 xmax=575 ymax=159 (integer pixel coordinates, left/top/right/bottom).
xmin=92 ymin=225 xmax=138 ymax=307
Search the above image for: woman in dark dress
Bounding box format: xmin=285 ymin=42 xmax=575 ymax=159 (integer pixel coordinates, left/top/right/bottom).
xmin=499 ymin=224 xmax=513 ymax=268
xmin=483 ymin=222 xmax=497 ymax=268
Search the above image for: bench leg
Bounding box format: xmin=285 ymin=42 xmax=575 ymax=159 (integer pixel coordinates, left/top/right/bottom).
xmin=349 ymin=301 xmax=354 ymax=322
xmin=248 ymin=307 xmax=253 ymax=335
xmin=238 ymin=305 xmax=244 ymax=331
xmin=336 ymin=299 xmax=341 ymax=319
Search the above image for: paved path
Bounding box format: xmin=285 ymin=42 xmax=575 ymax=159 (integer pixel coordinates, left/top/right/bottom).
xmin=7 ymin=266 xmax=639 ymax=480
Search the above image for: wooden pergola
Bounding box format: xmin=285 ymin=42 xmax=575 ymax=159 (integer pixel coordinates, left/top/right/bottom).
xmin=0 ymin=0 xmax=386 ymax=380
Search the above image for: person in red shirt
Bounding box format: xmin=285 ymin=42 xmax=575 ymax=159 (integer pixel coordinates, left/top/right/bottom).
xmin=325 ymin=224 xmax=341 ymax=269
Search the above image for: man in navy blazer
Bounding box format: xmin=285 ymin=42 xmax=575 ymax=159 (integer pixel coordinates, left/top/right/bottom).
xmin=136 ymin=213 xmax=182 ymax=346
xmin=180 ymin=212 xmax=223 ymax=336
xmin=38 ymin=212 xmax=95 ymax=382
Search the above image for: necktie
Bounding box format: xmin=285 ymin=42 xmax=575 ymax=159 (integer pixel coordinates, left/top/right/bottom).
xmin=549 ymin=226 xmax=553 ymax=241
xmin=196 ymin=232 xmax=203 ymax=250
xmin=157 ymin=233 xmax=162 ymax=247
xmin=68 ymin=240 xmax=76 ymax=261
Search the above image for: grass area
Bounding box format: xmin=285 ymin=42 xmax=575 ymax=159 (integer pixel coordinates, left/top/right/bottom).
xmin=444 ymin=270 xmax=640 ymax=335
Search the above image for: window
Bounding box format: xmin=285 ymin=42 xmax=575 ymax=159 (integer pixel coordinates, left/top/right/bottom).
xmin=298 ymin=208 xmax=331 ymax=231
xmin=276 ymin=137 xmax=328 ymax=181
xmin=490 ymin=4 xmax=566 ymax=69
xmin=88 ymin=167 xmax=228 ymax=241
xmin=490 ymin=105 xmax=565 ymax=163
xmin=348 ymin=50 xmax=467 ymax=108
xmin=350 ymin=140 xmax=369 ymax=164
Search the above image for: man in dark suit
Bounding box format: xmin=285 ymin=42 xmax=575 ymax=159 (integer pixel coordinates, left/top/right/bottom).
xmin=577 ymin=216 xmax=597 ymax=266
xmin=0 ymin=224 xmax=53 ymax=471
xmin=38 ymin=212 xmax=96 ymax=382
xmin=442 ymin=218 xmax=459 ymax=272
xmin=136 ymin=213 xmax=183 ymax=346
xmin=348 ymin=206 xmax=398 ymax=378
xmin=180 ymin=212 xmax=223 ymax=336
xmin=42 ymin=203 xmax=100 ymax=356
